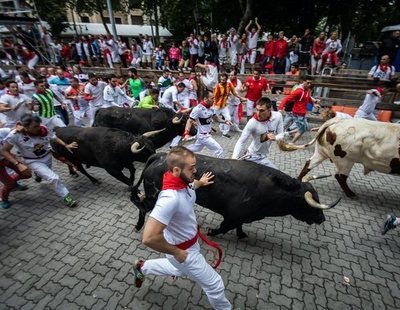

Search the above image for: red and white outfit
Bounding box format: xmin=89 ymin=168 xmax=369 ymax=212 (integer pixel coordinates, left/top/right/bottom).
xmin=311 ymin=39 xmax=326 ymax=75
xmin=322 ymin=38 xmax=342 ymax=67
xmin=243 ymin=76 xmax=269 ymax=116
xmin=64 ymin=84 xmax=89 ymax=126
xmin=141 ymin=172 xmax=231 ymax=310
xmin=84 ymin=81 xmax=107 ymax=125
xmin=229 ymin=34 xmax=239 ymax=66
xmin=188 ymin=78 xmax=198 ymax=107
xmin=218 ymin=39 xmax=228 ymax=65
xmin=176 ymin=79 xmax=192 ymax=109
xmin=232 ymin=111 xmax=284 ymax=169
xmin=6 ymin=126 xmax=70 ymax=199
xmin=186 ymin=102 xmax=223 ymax=158
xmin=246 ymin=31 xmax=259 ymax=64
xmin=227 ymin=78 xmax=243 ymax=132
xmin=368 ymin=64 xmax=395 ymax=81
xmin=0 ymin=128 xmax=30 ymax=202
xmin=103 ymin=84 xmax=136 ymax=108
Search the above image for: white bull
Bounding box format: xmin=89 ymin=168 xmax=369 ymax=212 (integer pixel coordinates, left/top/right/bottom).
xmin=279 ymin=118 xmax=400 ymax=197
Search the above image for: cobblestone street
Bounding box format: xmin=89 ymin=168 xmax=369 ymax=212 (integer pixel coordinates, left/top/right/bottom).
xmin=1 ymin=124 xmax=400 ymax=310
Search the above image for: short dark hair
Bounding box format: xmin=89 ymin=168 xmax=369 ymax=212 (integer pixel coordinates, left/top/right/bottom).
xmin=166 ymin=146 xmax=195 ymax=171
xmin=129 ymin=67 xmax=138 ymax=74
xmin=34 ymin=78 xmax=45 ymax=86
xmin=5 ymin=80 xmax=17 ymax=88
xmin=256 ymin=97 xmax=272 ymax=109
xmin=88 ymin=73 xmax=96 ymax=79
xmin=177 ymin=82 xmax=185 ymax=88
xmin=220 ymin=73 xmax=228 ymax=79
xmin=20 ymin=114 xmax=42 ymax=127
xmin=150 ymin=88 xmax=159 ymax=95
xmin=70 ymin=77 xmax=79 ymax=83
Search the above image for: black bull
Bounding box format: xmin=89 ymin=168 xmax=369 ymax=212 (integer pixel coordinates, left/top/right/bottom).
xmin=131 ymin=153 xmax=340 ymax=238
xmin=51 ymin=126 xmax=157 ymax=186
xmin=93 ymin=107 xmax=196 ymax=149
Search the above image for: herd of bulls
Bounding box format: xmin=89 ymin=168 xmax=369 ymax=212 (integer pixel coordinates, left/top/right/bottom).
xmin=52 ymin=108 xmax=400 ymax=239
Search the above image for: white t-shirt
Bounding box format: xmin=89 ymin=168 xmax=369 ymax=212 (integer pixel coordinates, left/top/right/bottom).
xmin=368 ymin=65 xmax=395 ymax=81
xmin=84 ymin=81 xmax=107 ymax=107
xmin=324 ymin=38 xmax=342 ymax=54
xmin=206 ymin=64 xmax=218 ymax=86
xmin=0 ymin=93 xmax=32 ymax=127
xmin=232 ymin=111 xmax=284 ymax=158
xmin=107 ymin=39 xmax=120 ymax=63
xmin=189 ymin=103 xmax=215 ymax=135
xmin=149 ymin=187 xmax=198 ymax=246
xmin=18 ymin=81 xmax=36 ymax=98
xmin=247 ymin=31 xmax=259 ymax=49
xmin=229 ymin=35 xmax=239 ymax=53
xmin=143 ymin=40 xmax=154 ymax=56
xmin=6 ymin=127 xmax=55 ymax=159
xmin=64 ymin=85 xmax=88 ymax=109
xmin=160 ymin=86 xmax=179 ymax=110
xmin=103 ymin=85 xmax=135 ymax=107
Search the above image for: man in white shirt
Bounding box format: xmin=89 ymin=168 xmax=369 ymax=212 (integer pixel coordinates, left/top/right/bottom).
xmin=134 ymin=146 xmax=231 ymax=310
xmin=103 ymin=74 xmax=137 ymax=108
xmin=84 ymin=73 xmax=107 ymax=125
xmin=160 ymin=83 xmax=186 ymax=112
xmin=176 ymin=72 xmax=192 ymax=109
xmin=354 ymin=88 xmax=384 ymax=121
xmin=105 ymin=33 xmax=121 ymax=64
xmin=232 ymin=97 xmax=284 ymax=169
xmin=196 ymin=57 xmax=219 ymax=90
xmin=245 ymin=17 xmax=262 ymax=72
xmin=142 ymin=35 xmax=154 ymax=69
xmin=188 ymin=33 xmax=199 ymax=68
xmin=183 ymin=91 xmax=224 ymax=158
xmin=227 ymin=70 xmax=243 ymax=132
xmin=18 ymin=71 xmax=36 ymax=98
xmin=368 ymin=55 xmax=396 ymax=81
xmin=0 ymin=81 xmax=32 ymax=128
xmin=228 ymin=28 xmax=239 ymax=67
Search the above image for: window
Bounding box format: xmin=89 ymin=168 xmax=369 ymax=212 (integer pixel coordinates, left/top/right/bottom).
xmin=115 ymin=17 xmax=122 ymax=24
xmin=103 ymin=17 xmax=110 ymax=24
xmin=80 ymin=16 xmax=90 ymax=23
xmin=131 ymin=15 xmax=143 ymax=25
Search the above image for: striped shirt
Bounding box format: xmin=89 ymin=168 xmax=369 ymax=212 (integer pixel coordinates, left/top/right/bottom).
xmin=213 ymin=82 xmax=235 ymax=109
xmin=32 ymin=89 xmax=56 ymax=118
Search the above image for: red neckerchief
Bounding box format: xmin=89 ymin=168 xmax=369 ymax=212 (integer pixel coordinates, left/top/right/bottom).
xmin=6 ymin=90 xmax=19 ymax=97
xmin=250 ymin=32 xmax=256 ymax=38
xmin=230 ymin=79 xmax=238 ymax=87
xmin=379 ymin=64 xmax=389 ymax=72
xmin=221 ymin=39 xmax=227 ymax=48
xmin=162 ymin=171 xmax=189 ymax=190
xmin=199 ymin=100 xmax=211 ymax=109
xmin=253 ymin=112 xmax=271 ymax=122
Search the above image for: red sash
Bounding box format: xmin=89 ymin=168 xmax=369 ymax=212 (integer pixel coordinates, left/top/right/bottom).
xmin=176 ymin=226 xmax=223 ymax=269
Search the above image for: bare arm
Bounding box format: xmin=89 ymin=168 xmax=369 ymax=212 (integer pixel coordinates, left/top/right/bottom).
xmin=143 ymin=217 xmax=187 ymax=262
xmin=255 ymin=17 xmax=261 ymax=32
xmin=54 ymin=136 xmax=78 ymax=153
xmin=245 ymin=19 xmax=253 ymax=32
xmin=0 ymin=142 xmax=31 ymax=177
xmin=183 ymin=118 xmax=196 ymax=140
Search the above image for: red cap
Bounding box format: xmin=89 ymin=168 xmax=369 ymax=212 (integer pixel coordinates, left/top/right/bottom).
xmin=376 ymin=87 xmax=384 ymax=96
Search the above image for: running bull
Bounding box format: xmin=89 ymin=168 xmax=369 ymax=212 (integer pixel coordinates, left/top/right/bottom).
xmin=279 ymin=118 xmax=400 ymax=198
xmin=51 ymin=126 xmax=162 ymax=186
xmin=93 ymin=107 xmax=196 ymax=149
xmin=131 ymin=153 xmax=340 ymax=238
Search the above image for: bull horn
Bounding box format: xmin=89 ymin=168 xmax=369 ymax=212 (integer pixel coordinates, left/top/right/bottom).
xmin=301 ymin=174 xmax=332 ymax=183
xmin=278 ymin=140 xmax=305 ymax=152
xmin=131 ymin=142 xmax=145 ymax=154
xmin=304 ymin=191 xmax=341 ymax=210
xmin=172 ymin=115 xmax=184 ymax=124
xmin=181 ymin=107 xmax=193 ymax=114
xmin=142 ymin=128 xmax=166 ymax=138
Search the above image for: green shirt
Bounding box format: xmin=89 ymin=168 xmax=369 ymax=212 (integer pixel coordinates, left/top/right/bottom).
xmin=138 ymin=95 xmax=157 ymax=109
xmin=32 ymin=89 xmax=56 ymax=118
xmin=129 ymin=78 xmax=144 ymax=99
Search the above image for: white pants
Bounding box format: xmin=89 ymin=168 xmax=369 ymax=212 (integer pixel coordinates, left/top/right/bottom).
xmin=248 ymin=49 xmax=257 ymax=64
xmin=41 ymin=115 xmax=66 ymax=132
xmin=228 ymin=104 xmax=240 ymax=131
xmin=246 ymin=99 xmax=255 ymax=117
xmin=24 ymin=154 xmax=69 ymax=198
xmin=230 ymin=51 xmax=238 ymax=66
xmin=311 ymin=56 xmax=322 ymax=75
xmin=239 ymin=55 xmax=246 ymax=74
xmin=243 ymin=154 xmax=277 ymax=169
xmin=88 ymin=105 xmax=102 ymax=126
xmin=131 ymin=57 xmax=141 ymax=68
xmin=215 ymin=107 xmax=231 ymax=135
xmin=354 ymin=112 xmax=377 ymax=121
xmin=27 ymin=55 xmax=39 ymax=69
xmin=187 ymin=135 xmax=224 ymax=158
xmin=169 ymin=135 xmax=182 ymax=148
xmin=72 ymin=106 xmax=90 ymax=126
xmin=142 ymin=244 xmax=231 ymax=310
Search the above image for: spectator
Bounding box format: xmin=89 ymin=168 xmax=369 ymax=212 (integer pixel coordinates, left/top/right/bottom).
xmin=179 ymin=40 xmax=190 ymax=72
xmin=368 ymin=55 xmax=395 ymax=81
xmin=273 ymin=31 xmax=288 ymax=74
xmin=322 ymin=31 xmax=342 ymax=68
xmin=168 ymin=42 xmax=181 ymax=71
xmin=197 ymin=35 xmax=205 ymax=64
xmin=154 ymin=44 xmax=166 ymax=70
xmin=311 ymin=32 xmax=326 ymax=75
xmin=245 ymin=18 xmax=262 ymax=72
xmin=188 ymin=33 xmax=199 ymax=68
xmin=260 ymin=34 xmax=275 ymax=74
xmin=299 ymin=29 xmax=314 ymax=70
xmin=142 ymin=35 xmax=154 ymax=69
xmin=287 ymin=35 xmax=300 ymax=71
xmin=379 ymin=30 xmax=400 ymax=71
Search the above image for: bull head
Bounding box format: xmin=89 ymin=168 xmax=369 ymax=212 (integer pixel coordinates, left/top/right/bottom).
xmin=142 ymin=128 xmax=166 ymax=138
xmin=172 ymin=115 xmax=184 ymax=124
xmin=131 ymin=142 xmax=145 ymax=154
xmin=304 ymin=191 xmax=341 ymax=210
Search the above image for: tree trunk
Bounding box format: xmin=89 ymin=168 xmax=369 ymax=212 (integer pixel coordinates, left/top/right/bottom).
xmin=237 ymin=0 xmax=254 ymax=34
xmin=97 ymin=3 xmax=111 ymax=34
xmin=153 ymin=0 xmax=160 ymax=46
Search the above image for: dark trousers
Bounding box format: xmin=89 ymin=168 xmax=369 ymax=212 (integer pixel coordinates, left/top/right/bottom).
xmin=54 ymin=106 xmax=69 ymax=126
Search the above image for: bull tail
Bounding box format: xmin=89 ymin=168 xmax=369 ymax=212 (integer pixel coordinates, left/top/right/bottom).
xmin=278 ymin=118 xmax=341 ymax=152
xmin=91 ymin=109 xmax=102 ymax=127
xmin=130 ymin=153 xmax=163 ymax=205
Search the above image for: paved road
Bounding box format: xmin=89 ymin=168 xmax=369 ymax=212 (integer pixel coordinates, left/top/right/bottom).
xmin=1 ymin=124 xmax=399 ymax=310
